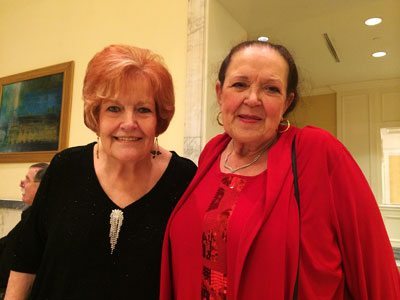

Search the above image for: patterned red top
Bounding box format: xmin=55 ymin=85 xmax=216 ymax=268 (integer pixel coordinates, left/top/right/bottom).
xmin=201 ymin=169 xmax=266 ymax=300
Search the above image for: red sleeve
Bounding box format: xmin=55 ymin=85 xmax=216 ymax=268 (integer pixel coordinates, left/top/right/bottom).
xmin=326 ymin=134 xmax=400 ymax=298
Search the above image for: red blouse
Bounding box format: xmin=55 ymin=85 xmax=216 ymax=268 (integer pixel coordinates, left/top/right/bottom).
xmin=170 ymin=157 xmax=266 ymax=300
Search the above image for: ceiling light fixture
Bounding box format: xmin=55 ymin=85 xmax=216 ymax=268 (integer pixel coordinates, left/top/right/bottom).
xmin=258 ymin=36 xmax=269 ymax=42
xmin=365 ymin=17 xmax=382 ymax=26
xmin=372 ymin=51 xmax=387 ymax=58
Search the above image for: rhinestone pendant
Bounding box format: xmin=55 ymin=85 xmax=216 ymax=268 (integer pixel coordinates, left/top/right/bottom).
xmin=109 ymin=209 xmax=124 ymax=254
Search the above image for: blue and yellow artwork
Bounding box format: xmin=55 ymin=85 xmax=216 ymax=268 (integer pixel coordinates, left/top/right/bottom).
xmin=0 ymin=73 xmax=64 ymax=152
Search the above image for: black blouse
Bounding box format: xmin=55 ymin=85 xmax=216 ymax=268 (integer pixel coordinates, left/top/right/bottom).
xmin=13 ymin=143 xmax=197 ymax=300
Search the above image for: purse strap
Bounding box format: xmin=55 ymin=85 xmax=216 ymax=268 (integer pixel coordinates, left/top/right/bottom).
xmin=291 ymin=137 xmax=300 ymax=300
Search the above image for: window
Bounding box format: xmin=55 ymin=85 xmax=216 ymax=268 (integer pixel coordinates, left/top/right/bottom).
xmin=381 ymin=127 xmax=400 ymax=205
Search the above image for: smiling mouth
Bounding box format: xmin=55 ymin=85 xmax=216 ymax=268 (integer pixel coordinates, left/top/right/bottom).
xmin=115 ymin=137 xmax=142 ymax=142
xmin=238 ymin=114 xmax=262 ymax=121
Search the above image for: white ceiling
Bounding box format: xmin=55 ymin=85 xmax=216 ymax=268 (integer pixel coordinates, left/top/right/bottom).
xmin=216 ymin=0 xmax=400 ymax=92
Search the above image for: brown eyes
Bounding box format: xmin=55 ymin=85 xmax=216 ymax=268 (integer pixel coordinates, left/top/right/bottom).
xmin=230 ymin=82 xmax=281 ymax=94
xmin=266 ymin=86 xmax=281 ymax=93
xmin=106 ymin=106 xmax=121 ymax=112
xmin=105 ymin=106 xmax=152 ymax=113
xmin=137 ymin=107 xmax=152 ymax=113
xmin=231 ymin=82 xmax=247 ymax=88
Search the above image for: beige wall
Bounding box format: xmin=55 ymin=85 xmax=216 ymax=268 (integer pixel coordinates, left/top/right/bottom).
xmin=204 ymin=0 xmax=247 ymax=143
xmin=289 ymin=93 xmax=337 ymax=136
xmin=0 ymin=0 xmax=188 ymax=201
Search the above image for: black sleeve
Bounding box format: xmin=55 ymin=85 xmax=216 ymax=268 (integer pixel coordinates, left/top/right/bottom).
xmin=0 ymin=221 xmax=21 ymax=286
xmin=0 ymin=207 xmax=33 ymax=285
xmin=171 ymin=154 xmax=197 ymax=192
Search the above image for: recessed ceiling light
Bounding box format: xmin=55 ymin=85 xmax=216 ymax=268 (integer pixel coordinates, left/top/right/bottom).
xmin=372 ymin=51 xmax=387 ymax=58
xmin=365 ymin=17 xmax=382 ymax=26
xmin=258 ymin=36 xmax=269 ymax=42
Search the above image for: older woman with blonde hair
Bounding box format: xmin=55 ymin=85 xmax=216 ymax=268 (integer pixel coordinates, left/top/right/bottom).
xmin=5 ymin=44 xmax=196 ymax=300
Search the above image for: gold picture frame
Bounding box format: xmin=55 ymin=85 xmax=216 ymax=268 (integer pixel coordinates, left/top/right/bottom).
xmin=0 ymin=61 xmax=74 ymax=163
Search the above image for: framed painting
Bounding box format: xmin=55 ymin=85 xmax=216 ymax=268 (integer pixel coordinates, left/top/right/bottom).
xmin=0 ymin=61 xmax=74 ymax=163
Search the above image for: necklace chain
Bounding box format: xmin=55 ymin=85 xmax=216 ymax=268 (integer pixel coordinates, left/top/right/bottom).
xmin=223 ymin=138 xmax=276 ymax=174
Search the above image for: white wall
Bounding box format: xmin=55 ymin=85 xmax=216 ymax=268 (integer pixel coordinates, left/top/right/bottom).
xmin=335 ymin=78 xmax=400 ymax=247
xmin=0 ymin=209 xmax=21 ymax=237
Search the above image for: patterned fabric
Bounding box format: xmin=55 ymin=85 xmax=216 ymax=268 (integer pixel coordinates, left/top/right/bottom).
xmin=201 ymin=175 xmax=259 ymax=300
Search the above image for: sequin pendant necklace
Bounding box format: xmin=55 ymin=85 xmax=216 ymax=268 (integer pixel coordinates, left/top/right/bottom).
xmin=109 ymin=209 xmax=124 ymax=254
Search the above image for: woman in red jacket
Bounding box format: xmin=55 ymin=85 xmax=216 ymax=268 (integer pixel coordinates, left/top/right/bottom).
xmin=160 ymin=40 xmax=400 ymax=299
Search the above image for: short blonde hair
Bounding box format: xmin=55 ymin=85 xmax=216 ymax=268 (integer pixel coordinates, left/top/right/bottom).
xmin=83 ymin=44 xmax=175 ymax=135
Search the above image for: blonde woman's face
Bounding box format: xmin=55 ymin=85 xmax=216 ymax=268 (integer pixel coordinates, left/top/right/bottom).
xmin=97 ymin=80 xmax=157 ymax=162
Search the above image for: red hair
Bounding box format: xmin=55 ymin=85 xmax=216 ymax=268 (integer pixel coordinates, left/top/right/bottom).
xmin=83 ymin=44 xmax=175 ymax=135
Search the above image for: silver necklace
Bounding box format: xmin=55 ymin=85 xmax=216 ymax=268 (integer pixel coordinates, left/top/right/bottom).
xmin=223 ymin=138 xmax=276 ymax=174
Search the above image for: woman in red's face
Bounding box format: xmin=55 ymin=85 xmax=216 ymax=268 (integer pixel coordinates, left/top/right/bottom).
xmin=216 ymin=46 xmax=293 ymax=152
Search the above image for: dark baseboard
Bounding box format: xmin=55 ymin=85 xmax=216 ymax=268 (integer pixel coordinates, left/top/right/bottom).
xmin=393 ymin=247 xmax=400 ymax=261
xmin=0 ymin=199 xmax=27 ymax=210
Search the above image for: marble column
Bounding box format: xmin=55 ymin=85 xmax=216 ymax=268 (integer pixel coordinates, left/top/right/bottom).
xmin=184 ymin=0 xmax=206 ymax=164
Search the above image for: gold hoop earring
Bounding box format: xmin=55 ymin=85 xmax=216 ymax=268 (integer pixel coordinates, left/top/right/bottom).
xmin=217 ymin=112 xmax=223 ymax=126
xmin=96 ymin=136 xmax=100 ymax=159
xmin=150 ymin=137 xmax=161 ymax=159
xmin=278 ymin=119 xmax=291 ymax=133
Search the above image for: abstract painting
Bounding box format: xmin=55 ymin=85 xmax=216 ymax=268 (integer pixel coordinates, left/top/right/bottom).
xmin=0 ymin=62 xmax=74 ymax=163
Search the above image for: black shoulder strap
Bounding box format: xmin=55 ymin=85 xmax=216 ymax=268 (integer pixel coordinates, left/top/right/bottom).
xmin=291 ymin=137 xmax=300 ymax=300
xmin=291 ymin=137 xmax=300 ymax=207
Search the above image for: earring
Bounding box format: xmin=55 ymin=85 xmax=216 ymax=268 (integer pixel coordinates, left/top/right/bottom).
xmin=150 ymin=137 xmax=161 ymax=159
xmin=96 ymin=136 xmax=100 ymax=159
xmin=217 ymin=112 xmax=224 ymax=126
xmin=278 ymin=119 xmax=291 ymax=133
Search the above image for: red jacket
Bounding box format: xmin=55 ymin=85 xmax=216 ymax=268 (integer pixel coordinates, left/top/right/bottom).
xmin=160 ymin=126 xmax=400 ymax=299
